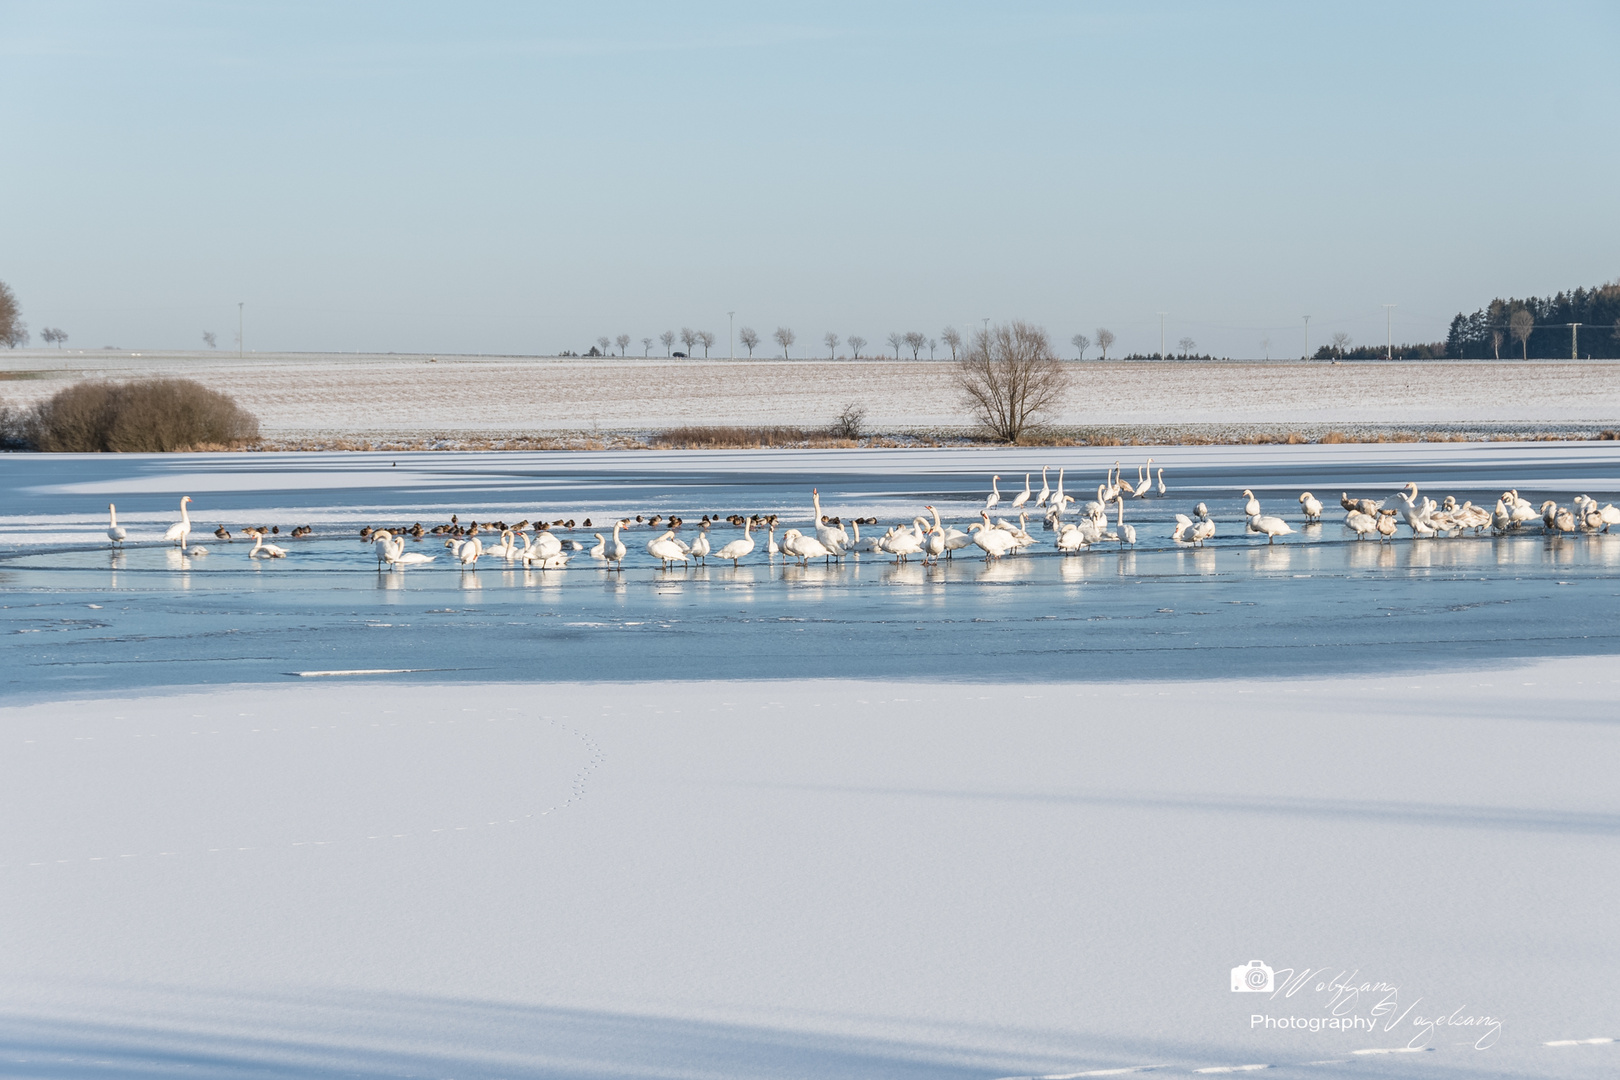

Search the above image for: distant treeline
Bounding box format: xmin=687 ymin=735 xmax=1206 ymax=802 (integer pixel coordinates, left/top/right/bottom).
xmin=1447 ymin=281 xmax=1620 ymax=359
xmin=1312 ymin=342 xmax=1448 ymax=360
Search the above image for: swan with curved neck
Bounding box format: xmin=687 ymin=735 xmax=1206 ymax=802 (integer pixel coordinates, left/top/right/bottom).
xmin=163 ymin=496 xmax=192 ymax=547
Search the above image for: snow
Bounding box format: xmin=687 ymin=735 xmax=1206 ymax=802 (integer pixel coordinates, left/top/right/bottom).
xmin=2 ymin=664 xmax=1618 ymax=1078
xmin=5 ymin=351 xmax=1620 ymax=438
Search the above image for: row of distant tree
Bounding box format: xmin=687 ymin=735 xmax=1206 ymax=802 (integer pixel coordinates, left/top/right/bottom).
xmin=0 ymin=281 xmax=70 ymax=348
xmin=1446 ymin=281 xmax=1620 ymax=359
xmin=582 ymin=325 xmax=1129 ymax=361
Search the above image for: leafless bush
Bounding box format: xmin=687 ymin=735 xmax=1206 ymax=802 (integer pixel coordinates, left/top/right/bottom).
xmin=24 ymin=378 xmax=260 ymax=451
xmin=952 ymin=321 xmax=1069 ymax=442
xmin=652 ymin=425 xmax=810 ymax=449
xmin=831 ymin=403 xmax=866 ymax=439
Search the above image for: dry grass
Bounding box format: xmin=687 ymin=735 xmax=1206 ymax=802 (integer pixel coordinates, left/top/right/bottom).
xmin=649 ymin=425 xmax=856 ymax=449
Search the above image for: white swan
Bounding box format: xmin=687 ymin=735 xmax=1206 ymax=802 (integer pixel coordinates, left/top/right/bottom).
xmin=880 ymin=517 xmax=926 ymax=563
xmin=1132 ymin=458 xmax=1153 ymax=498
xmin=1010 ymin=473 xmax=1032 ymax=509
xmin=163 ymin=496 xmax=192 ymax=547
xmin=1240 ymin=489 xmax=1261 ymax=517
xmin=970 ymin=511 xmax=1018 ymax=559
xmin=1171 ymin=514 xmax=1199 ymax=544
xmin=925 ymin=506 xmax=973 ymax=558
xmin=1345 ymin=510 xmax=1377 ymax=539
xmin=847 ymin=519 xmax=882 ymax=554
xmin=1035 ymin=466 xmax=1051 ymax=507
xmin=689 ymin=524 xmax=712 ymax=564
xmin=1245 ymin=510 xmax=1293 ymax=544
xmin=765 ymin=525 xmax=780 ymax=559
xmin=985 ymin=475 xmax=1002 ymax=512
xmin=1298 ymin=492 xmax=1323 ymax=521
xmin=458 ymin=536 xmax=483 ymax=566
xmin=714 ymin=520 xmax=755 ymax=566
xmin=782 ymin=528 xmax=833 ymax=566
xmin=107 ymin=503 xmax=126 ymax=546
xmin=249 ymin=534 xmax=287 ymax=558
xmin=1055 ymin=523 xmax=1088 ymax=552
xmin=812 ymin=488 xmax=848 ymax=552
xmin=1114 ymin=497 xmax=1136 ymax=546
xmin=528 ymin=528 xmax=563 ymax=561
xmin=648 ymin=529 xmax=690 ymax=568
xmin=1376 ymin=510 xmax=1398 ymax=542
xmin=1156 ymin=467 xmax=1166 ymax=496
xmin=387 ymin=537 xmax=435 ymax=565
xmin=588 ymin=533 xmax=608 ymax=561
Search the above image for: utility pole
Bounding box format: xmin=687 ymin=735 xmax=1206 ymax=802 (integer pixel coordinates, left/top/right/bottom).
xmin=1382 ymin=304 xmax=1395 ymax=359
xmin=982 ymin=317 xmax=990 ymax=337
xmin=238 ymin=302 xmax=244 ymax=358
xmin=728 ymin=311 xmax=735 ymax=360
xmin=1158 ymin=312 xmax=1168 ymax=360
xmin=1571 ymin=322 xmax=1581 ymax=359
xmin=1302 ymin=315 xmax=1312 ymax=359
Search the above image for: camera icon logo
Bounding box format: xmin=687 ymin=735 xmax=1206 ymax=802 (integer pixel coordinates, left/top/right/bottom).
xmin=1231 ymin=960 xmax=1274 ymax=993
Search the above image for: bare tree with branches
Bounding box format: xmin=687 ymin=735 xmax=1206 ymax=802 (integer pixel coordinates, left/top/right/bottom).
xmin=679 ymin=328 xmax=698 ymax=356
xmin=886 ymin=331 xmax=904 ymax=359
xmin=823 ymin=332 xmax=839 ymax=359
xmin=1491 ymin=329 xmax=1503 ymax=360
xmin=697 ymin=330 xmax=716 ymax=357
xmin=41 ymin=327 xmax=67 ymax=347
xmin=1509 ymin=308 xmax=1534 ymax=360
xmin=641 ymin=336 xmax=653 ymax=356
xmin=1095 ymin=327 xmax=1115 ymax=360
xmin=616 ymin=334 xmax=630 ymax=356
xmin=659 ymin=330 xmax=675 ymax=356
xmin=1070 ymin=332 xmax=1090 ymax=359
xmin=596 ymin=336 xmax=611 ymax=356
xmin=1261 ymin=337 xmax=1271 ymax=360
xmin=1179 ymin=336 xmax=1197 ymax=357
xmin=203 ymin=331 xmax=217 ymax=349
xmin=738 ymin=327 xmax=760 ymax=356
xmin=928 ymin=337 xmax=937 ymax=360
xmin=846 ymin=334 xmax=865 ymax=359
xmin=902 ymin=331 xmax=925 ymax=359
xmin=1329 ymin=332 xmax=1350 ymax=359
xmin=773 ymin=327 xmax=795 ymax=359
xmin=941 ymin=327 xmax=961 ymax=361
xmin=952 ymin=321 xmax=1069 ymax=443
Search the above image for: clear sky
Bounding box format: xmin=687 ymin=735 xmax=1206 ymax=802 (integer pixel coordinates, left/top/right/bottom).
xmin=3 ymin=1 xmax=1617 ymax=358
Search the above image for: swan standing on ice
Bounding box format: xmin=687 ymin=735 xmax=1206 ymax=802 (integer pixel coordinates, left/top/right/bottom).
xmin=689 ymin=523 xmax=712 ymax=564
xmin=970 ymin=511 xmax=1018 ymax=560
xmin=164 ymin=496 xmax=193 ymax=547
xmin=1132 ymin=459 xmax=1154 ymax=498
xmin=1245 ymin=509 xmax=1293 ymax=544
xmin=1298 ymin=492 xmax=1323 ymax=521
xmin=782 ymin=528 xmax=833 ymax=566
xmin=647 ymin=529 xmax=689 ymax=568
xmin=1035 ymin=466 xmax=1051 ymax=507
xmin=107 ymin=504 xmax=126 ymax=546
xmin=1011 ymin=474 xmax=1032 ymax=509
xmin=984 ymin=475 xmax=1002 ymax=512
xmin=714 ymin=520 xmax=755 ymax=567
xmin=1156 ymin=467 xmax=1167 ymax=496
xmin=1240 ymin=489 xmax=1262 ymax=517
xmin=1344 ymin=510 xmax=1377 ymax=539
xmin=811 ymin=488 xmax=848 ymax=552
xmin=1114 ymin=498 xmax=1136 ymax=546
xmin=592 ymin=521 xmax=628 ymax=569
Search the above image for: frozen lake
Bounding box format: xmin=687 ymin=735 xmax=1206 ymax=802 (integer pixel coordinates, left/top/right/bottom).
xmin=4 ymin=443 xmax=1619 ymax=697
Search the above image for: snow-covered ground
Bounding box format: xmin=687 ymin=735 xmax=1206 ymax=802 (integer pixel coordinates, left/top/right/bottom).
xmin=3 ymin=666 xmax=1617 ymax=1079
xmin=5 ymin=350 xmax=1619 ymax=438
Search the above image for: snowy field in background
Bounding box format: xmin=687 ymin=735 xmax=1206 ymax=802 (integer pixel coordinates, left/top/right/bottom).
xmin=5 ymin=351 xmax=1620 ymax=437
xmin=3 ymin=666 xmax=1618 ymax=1079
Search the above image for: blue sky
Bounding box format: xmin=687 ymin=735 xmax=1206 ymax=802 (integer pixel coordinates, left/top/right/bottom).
xmin=3 ymin=1 xmax=1616 ymax=357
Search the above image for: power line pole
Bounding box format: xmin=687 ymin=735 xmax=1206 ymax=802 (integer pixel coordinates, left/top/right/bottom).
xmin=728 ymin=311 xmax=735 ymax=360
xmin=1158 ymin=312 xmax=1167 ymax=360
xmin=1302 ymin=315 xmax=1311 ymax=359
xmin=238 ymin=302 xmax=244 ymax=358
xmin=1382 ymin=304 xmax=1395 ymax=359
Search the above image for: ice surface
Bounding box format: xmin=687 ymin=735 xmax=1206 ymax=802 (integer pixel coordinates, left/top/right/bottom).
xmin=2 ymin=666 xmax=1618 ymax=1078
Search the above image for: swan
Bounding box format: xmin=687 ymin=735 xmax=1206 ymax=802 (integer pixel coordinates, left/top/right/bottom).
xmin=1156 ymin=467 xmax=1166 ymax=496
xmin=689 ymin=524 xmax=712 ymax=564
xmin=249 ymin=534 xmax=287 ymax=558
xmin=1240 ymin=489 xmax=1261 ymax=517
xmin=881 ymin=518 xmax=925 ymax=563
xmin=163 ymin=496 xmax=193 ymax=547
xmin=1035 ymin=466 xmax=1051 ymax=507
xmin=1298 ymin=492 xmax=1323 ymax=521
xmin=847 ymin=519 xmax=882 ymax=554
xmin=714 ymin=520 xmax=755 ymax=566
xmin=811 ymin=488 xmax=848 ymax=551
xmin=970 ymin=511 xmax=1018 ymax=559
xmin=387 ymin=537 xmax=435 ymax=565
xmin=603 ymin=522 xmax=627 ymax=568
xmin=1245 ymin=509 xmax=1293 ymax=544
xmin=926 ymin=506 xmax=974 ymax=558
xmin=1171 ymin=513 xmax=1199 ymax=544
xmin=528 ymin=528 xmax=563 ymax=561
xmin=589 ymin=533 xmax=608 ymax=561
xmin=1051 ymin=467 xmax=1067 ymax=510
xmin=1101 ymin=465 xmax=1120 ymax=504
xmin=765 ymin=525 xmax=780 ymax=559
xmin=1345 ymin=510 xmax=1377 ymax=539
xmin=782 ymin=528 xmax=833 ymax=566
xmin=106 ymin=504 xmax=126 ymax=546
xmin=1011 ymin=474 xmax=1032 ymax=509
xmin=1114 ymin=498 xmax=1136 ymax=546
xmin=1116 ymin=463 xmax=1136 ymax=497
xmin=1132 ymin=459 xmax=1153 ymax=498
xmin=647 ymin=529 xmax=689 ymax=567
xmin=483 ymin=529 xmax=519 ymax=559
xmin=374 ymin=530 xmax=399 ymax=566
xmin=458 ymin=536 xmax=483 ymax=566
xmin=1055 ymin=523 xmax=1088 ymax=552
xmin=985 ymin=475 xmax=1002 ymax=512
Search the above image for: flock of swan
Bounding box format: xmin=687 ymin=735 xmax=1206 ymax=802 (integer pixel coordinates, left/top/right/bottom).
xmin=100 ymin=457 xmax=1620 ymax=574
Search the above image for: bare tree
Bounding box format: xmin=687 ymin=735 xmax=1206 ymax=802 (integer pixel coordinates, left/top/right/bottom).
xmin=1612 ymin=318 xmax=1620 ymax=353
xmin=596 ymin=336 xmax=611 ymax=356
xmin=679 ymin=327 xmax=698 ymax=356
xmin=203 ymin=331 xmax=217 ymax=349
xmin=1491 ymin=329 xmax=1503 ymax=360
xmin=928 ymin=337 xmax=937 ymax=360
xmin=773 ymin=327 xmax=795 ymax=359
xmin=1070 ymin=332 xmax=1090 ymax=359
xmin=641 ymin=336 xmax=653 ymax=356
xmin=0 ymin=280 xmax=25 ymax=348
xmin=886 ymin=331 xmax=904 ymax=359
xmin=952 ymin=321 xmax=1069 ymax=443
xmin=659 ymin=330 xmax=675 ymax=356
xmin=42 ymin=327 xmax=67 ymax=347
xmin=1095 ymin=327 xmax=1115 ymax=360
xmin=697 ymin=330 xmax=715 ymax=357
xmin=823 ymin=331 xmax=839 ymax=359
xmin=940 ymin=326 xmax=961 ymax=361
xmin=1509 ymin=308 xmax=1534 ymax=359
xmin=615 ymin=333 xmax=630 ymax=356
xmin=1179 ymin=336 xmax=1197 ymax=357
xmin=902 ymin=331 xmax=926 ymax=359
xmin=846 ymin=334 xmax=865 ymax=359
xmin=738 ymin=326 xmax=760 ymax=356
xmin=1260 ymin=336 xmax=1271 ymax=360
xmin=1329 ymin=331 xmax=1351 ymax=359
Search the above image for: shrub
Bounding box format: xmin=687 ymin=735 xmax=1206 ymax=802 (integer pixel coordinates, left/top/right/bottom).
xmin=24 ymin=378 xmax=260 ymax=452
xmin=831 ymin=403 xmax=866 ymax=440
